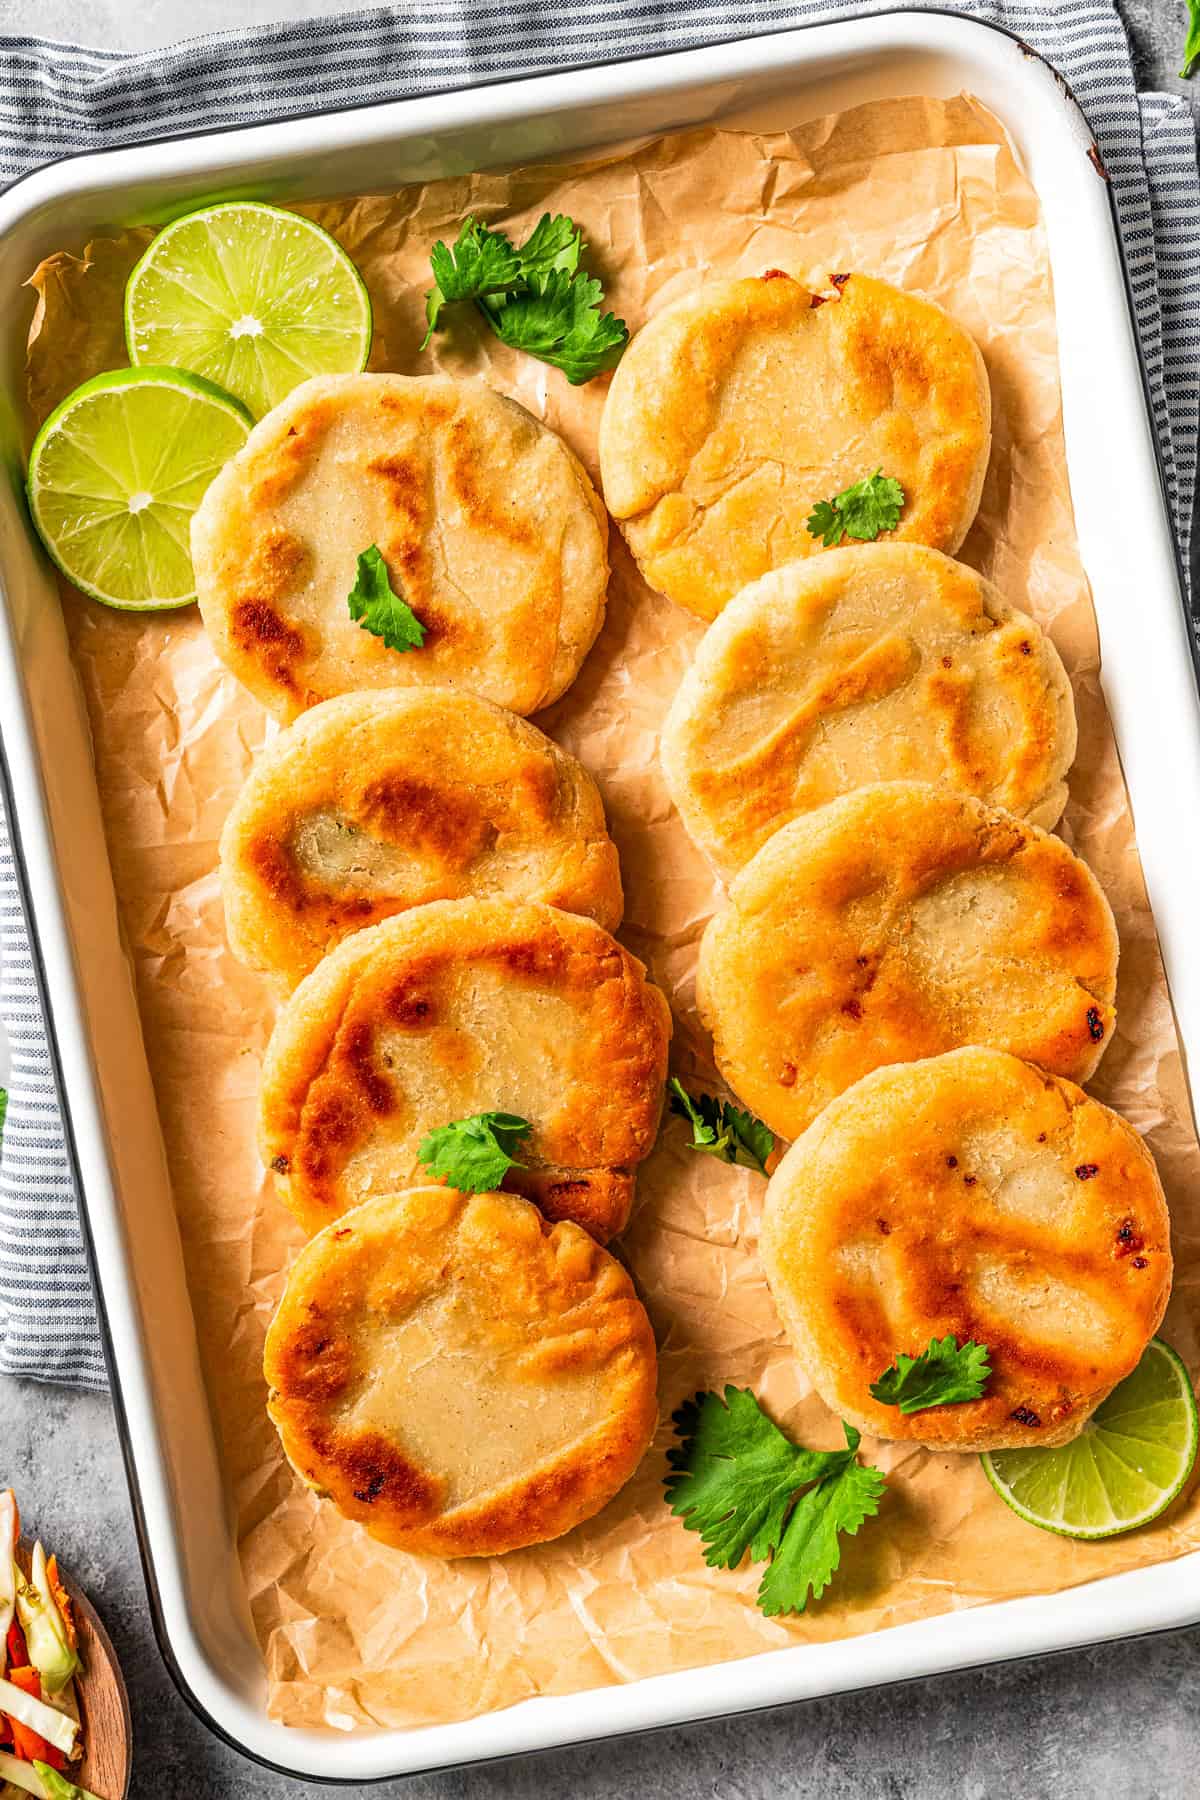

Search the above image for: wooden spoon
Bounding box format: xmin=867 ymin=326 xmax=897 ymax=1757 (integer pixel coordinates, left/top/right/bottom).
xmin=13 ymin=1543 xmax=131 ymax=1800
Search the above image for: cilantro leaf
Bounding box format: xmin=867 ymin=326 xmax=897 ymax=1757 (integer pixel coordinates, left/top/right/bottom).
xmin=666 ymin=1389 xmax=885 ymax=1616
xmin=347 ymin=544 xmax=425 ymax=654
xmin=483 ymin=267 xmax=628 ymax=385
xmin=805 ymin=469 xmax=905 ymax=548
xmin=725 ymin=1107 xmax=774 ymax=1175
xmin=869 ymin=1334 xmax=991 ymax=1414
xmin=668 ymin=1079 xmax=774 ymax=1175
xmin=837 ymin=469 xmax=904 ymax=540
xmin=666 ymin=1387 xmax=855 ymax=1567
xmin=805 ymin=498 xmax=844 ymax=548
xmin=756 ymin=1457 xmax=887 ymax=1616
xmin=418 ymin=1111 xmax=531 ymax=1193
xmin=668 ymin=1080 xmax=723 ymax=1152
xmin=513 ymin=213 xmax=583 ymax=282
xmin=1183 ymin=0 xmax=1200 ymax=77
xmin=423 ymin=216 xmax=524 ymax=343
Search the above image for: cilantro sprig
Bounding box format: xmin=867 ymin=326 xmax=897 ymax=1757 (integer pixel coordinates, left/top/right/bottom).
xmin=422 ymin=212 xmax=628 ymax=385
xmin=869 ymin=1335 xmax=991 ymax=1415
xmin=418 ymin=1111 xmax=531 ymax=1193
xmin=347 ymin=544 xmax=426 ymax=654
xmin=482 ymin=270 xmax=628 ymax=385
xmin=666 ymin=1387 xmax=886 ymax=1617
xmin=668 ymin=1079 xmax=774 ymax=1176
xmin=424 ymin=217 xmax=525 ymax=337
xmin=1182 ymin=0 xmax=1200 ymax=77
xmin=806 ymin=469 xmax=905 ymax=548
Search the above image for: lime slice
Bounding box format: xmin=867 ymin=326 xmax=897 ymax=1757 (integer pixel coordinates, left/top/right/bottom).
xmin=26 ymin=366 xmax=251 ymax=610
xmin=124 ymin=201 xmax=372 ymax=418
xmin=982 ymin=1338 xmax=1198 ymax=1539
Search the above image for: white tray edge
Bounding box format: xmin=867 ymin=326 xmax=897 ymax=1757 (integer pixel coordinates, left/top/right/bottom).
xmin=0 ymin=10 xmax=1198 ymax=1781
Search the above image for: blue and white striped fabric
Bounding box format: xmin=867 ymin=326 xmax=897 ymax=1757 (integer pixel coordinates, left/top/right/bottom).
xmin=0 ymin=0 xmax=1195 ymax=1390
xmin=0 ymin=812 xmax=105 ymax=1386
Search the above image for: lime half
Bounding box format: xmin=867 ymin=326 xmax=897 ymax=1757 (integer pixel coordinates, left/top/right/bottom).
xmin=124 ymin=201 xmax=372 ymax=418
xmin=982 ymin=1338 xmax=1198 ymax=1540
xmin=27 ymin=366 xmax=251 ymax=610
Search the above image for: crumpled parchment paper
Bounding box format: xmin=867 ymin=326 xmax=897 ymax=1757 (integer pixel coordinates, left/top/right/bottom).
xmin=24 ymin=92 xmax=1200 ymax=1733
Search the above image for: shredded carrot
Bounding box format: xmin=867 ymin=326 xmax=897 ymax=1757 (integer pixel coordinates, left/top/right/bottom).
xmin=44 ymin=1556 xmax=77 ymax=1652
xmin=4 ymin=1665 xmax=64 ymax=1769
xmin=7 ymin=1720 xmax=66 ymax=1769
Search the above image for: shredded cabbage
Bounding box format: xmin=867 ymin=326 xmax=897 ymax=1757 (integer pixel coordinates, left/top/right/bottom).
xmin=0 ymin=1758 xmax=103 ymax=1800
xmin=0 ymin=1679 xmax=77 ymax=1757
xmin=14 ymin=1549 xmax=77 ymax=1695
xmin=0 ymin=1751 xmax=52 ymax=1799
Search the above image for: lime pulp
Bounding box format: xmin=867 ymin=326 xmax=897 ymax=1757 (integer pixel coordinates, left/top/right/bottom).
xmin=124 ymin=200 xmax=372 ymax=418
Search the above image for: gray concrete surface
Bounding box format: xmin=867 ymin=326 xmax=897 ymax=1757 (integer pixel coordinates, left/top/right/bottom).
xmin=0 ymin=1 xmax=1198 ymax=1795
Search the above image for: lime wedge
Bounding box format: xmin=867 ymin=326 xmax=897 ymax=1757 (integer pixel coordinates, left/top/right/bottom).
xmin=27 ymin=366 xmax=251 ymax=610
xmin=982 ymin=1338 xmax=1198 ymax=1539
xmin=124 ymin=201 xmax=372 ymax=418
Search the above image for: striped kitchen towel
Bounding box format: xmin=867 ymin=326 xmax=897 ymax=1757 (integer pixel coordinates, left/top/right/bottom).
xmin=0 ymin=0 xmax=1196 ymax=1389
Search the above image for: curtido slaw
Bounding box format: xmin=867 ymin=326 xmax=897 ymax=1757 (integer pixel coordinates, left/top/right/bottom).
xmin=0 ymin=1494 xmax=102 ymax=1800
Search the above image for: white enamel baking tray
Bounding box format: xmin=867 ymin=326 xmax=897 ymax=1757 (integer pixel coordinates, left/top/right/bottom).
xmin=0 ymin=9 xmax=1198 ymax=1782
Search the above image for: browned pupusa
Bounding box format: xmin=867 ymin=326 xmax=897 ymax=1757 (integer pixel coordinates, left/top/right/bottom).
xmin=760 ymin=1049 xmax=1172 ymax=1452
xmin=191 ymin=373 xmax=609 ymax=718
xmin=220 ymin=688 xmax=623 ymax=987
xmin=264 ymin=1186 xmax=659 ymax=1556
xmin=259 ymin=897 xmax=672 ymax=1242
xmin=661 ymin=544 xmax=1077 ymax=878
xmin=698 ymin=782 xmax=1118 ymax=1141
xmin=599 ymin=271 xmax=991 ymax=620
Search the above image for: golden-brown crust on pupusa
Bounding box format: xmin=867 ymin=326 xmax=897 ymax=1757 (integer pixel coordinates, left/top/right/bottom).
xmin=760 ymin=1049 xmax=1171 ymax=1451
xmin=259 ymin=897 xmax=672 ymax=1241
xmin=697 ymin=781 xmax=1118 ymax=1141
xmin=660 ymin=544 xmax=1076 ymax=879
xmin=264 ymin=1186 xmax=659 ymax=1555
xmin=599 ymin=271 xmax=991 ymax=621
xmin=220 ymin=687 xmax=623 ymax=987
xmin=191 ymin=373 xmax=609 ymax=719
